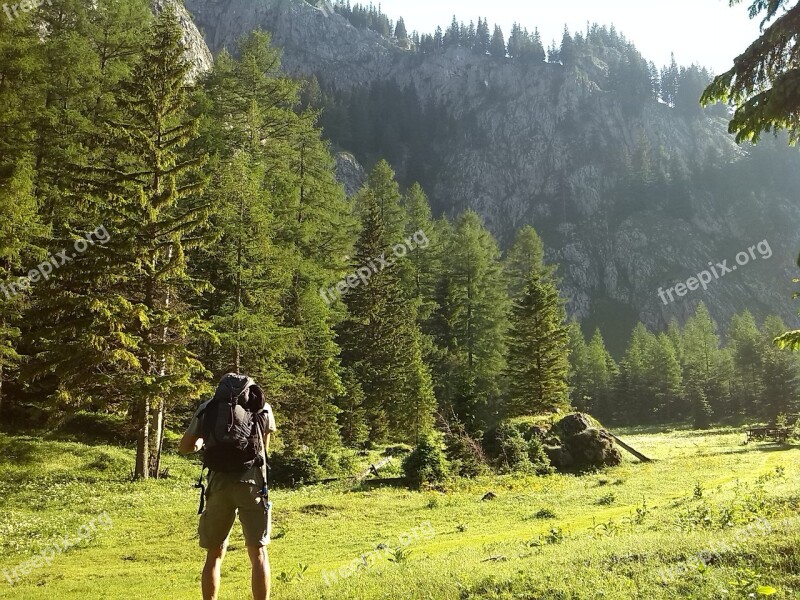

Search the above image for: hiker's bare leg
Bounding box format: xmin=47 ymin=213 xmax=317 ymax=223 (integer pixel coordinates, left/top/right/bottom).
xmin=247 ymin=545 xmax=270 ymax=600
xmin=202 ymin=545 xmax=226 ymax=600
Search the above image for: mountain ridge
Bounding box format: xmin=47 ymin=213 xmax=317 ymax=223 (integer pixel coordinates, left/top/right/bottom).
xmin=180 ymin=0 xmax=800 ymax=349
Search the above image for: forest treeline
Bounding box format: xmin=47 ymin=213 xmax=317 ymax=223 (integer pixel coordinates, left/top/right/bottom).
xmin=332 ymin=1 xmax=722 ymax=118
xmin=0 ymin=1 xmax=797 ymax=482
xmin=570 ymin=306 xmax=800 ymax=428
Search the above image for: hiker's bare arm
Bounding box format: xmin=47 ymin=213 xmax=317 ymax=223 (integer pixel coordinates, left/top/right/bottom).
xmin=179 ymin=431 xmax=203 ymax=455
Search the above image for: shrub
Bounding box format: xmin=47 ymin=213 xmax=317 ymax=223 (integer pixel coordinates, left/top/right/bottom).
xmin=445 ymin=428 xmax=488 ymax=478
xmin=383 ymin=444 xmax=413 ymax=457
xmin=527 ymin=437 xmax=554 ymax=475
xmin=402 ymin=435 xmax=448 ymax=489
xmin=534 ymin=508 xmax=557 ymax=519
xmin=270 ymin=449 xmax=323 ymax=485
xmin=497 ymin=428 xmax=533 ymax=473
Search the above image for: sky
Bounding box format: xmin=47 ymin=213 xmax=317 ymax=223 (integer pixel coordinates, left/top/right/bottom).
xmin=374 ymin=0 xmax=763 ymax=73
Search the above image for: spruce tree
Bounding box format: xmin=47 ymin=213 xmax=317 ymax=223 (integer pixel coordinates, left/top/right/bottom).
xmin=584 ymin=329 xmax=618 ymax=418
xmin=650 ymin=333 xmax=684 ymax=421
xmin=702 ymin=0 xmax=800 ymax=143
xmin=476 ymin=18 xmax=491 ymax=54
xmin=0 ymin=8 xmax=47 ymax=418
xmin=505 ymin=270 xmax=570 ymax=417
xmin=338 ymin=166 xmax=435 ymax=443
xmin=531 ymin=28 xmax=546 ymax=62
xmin=395 ymin=17 xmax=408 ymax=41
xmin=490 ymin=25 xmax=506 ymax=58
xmin=616 ymin=323 xmax=655 ymax=424
xmin=559 ymin=26 xmax=576 ymax=65
xmin=567 ymin=320 xmax=590 ymax=411
xmin=29 ymin=6 xmax=211 ymax=479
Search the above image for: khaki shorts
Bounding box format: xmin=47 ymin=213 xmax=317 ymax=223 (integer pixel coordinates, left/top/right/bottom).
xmin=199 ymin=474 xmax=270 ymax=549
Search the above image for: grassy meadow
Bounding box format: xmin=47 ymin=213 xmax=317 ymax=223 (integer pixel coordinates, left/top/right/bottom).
xmin=1 ymin=428 xmax=799 ymax=599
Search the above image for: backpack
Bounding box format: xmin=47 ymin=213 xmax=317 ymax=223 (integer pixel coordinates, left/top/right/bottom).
xmin=200 ymin=374 xmax=267 ymax=473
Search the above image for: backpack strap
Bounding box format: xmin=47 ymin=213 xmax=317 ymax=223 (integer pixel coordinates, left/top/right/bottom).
xmin=193 ymin=466 xmax=208 ymax=515
xmin=255 ymin=414 xmax=270 ymax=504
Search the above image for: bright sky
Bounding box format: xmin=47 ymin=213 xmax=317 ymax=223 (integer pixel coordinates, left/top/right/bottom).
xmin=374 ymin=0 xmax=763 ymax=72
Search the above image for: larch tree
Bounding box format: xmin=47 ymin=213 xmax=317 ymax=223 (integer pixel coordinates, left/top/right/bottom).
xmin=432 ymin=210 xmax=509 ymax=428
xmin=681 ymin=303 xmax=730 ymax=428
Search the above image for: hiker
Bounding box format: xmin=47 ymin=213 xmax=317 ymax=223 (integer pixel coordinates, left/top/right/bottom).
xmin=180 ymin=373 xmax=276 ymax=600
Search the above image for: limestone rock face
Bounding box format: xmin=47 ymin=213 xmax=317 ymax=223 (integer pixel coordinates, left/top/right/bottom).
xmin=152 ymin=0 xmax=214 ymax=81
xmin=335 ymin=152 xmax=366 ymax=197
xmin=180 ymin=0 xmax=800 ymax=336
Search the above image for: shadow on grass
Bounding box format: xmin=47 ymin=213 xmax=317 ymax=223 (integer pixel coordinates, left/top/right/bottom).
xmin=713 ymin=442 xmax=800 ymax=456
xmin=0 ymin=435 xmax=45 ymax=466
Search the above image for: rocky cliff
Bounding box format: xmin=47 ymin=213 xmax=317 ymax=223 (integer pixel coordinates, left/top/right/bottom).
xmin=153 ymin=0 xmax=213 ymax=80
xmin=181 ymin=0 xmax=800 ymax=348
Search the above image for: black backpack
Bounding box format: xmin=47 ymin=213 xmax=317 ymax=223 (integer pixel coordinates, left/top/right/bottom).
xmin=200 ymin=374 xmax=267 ymax=473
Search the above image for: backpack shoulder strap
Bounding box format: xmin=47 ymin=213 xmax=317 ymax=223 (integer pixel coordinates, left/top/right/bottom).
xmin=254 ymin=413 xmax=269 ymax=500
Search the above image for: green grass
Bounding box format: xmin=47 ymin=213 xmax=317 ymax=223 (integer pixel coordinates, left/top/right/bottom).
xmin=1 ymin=428 xmax=799 ymax=599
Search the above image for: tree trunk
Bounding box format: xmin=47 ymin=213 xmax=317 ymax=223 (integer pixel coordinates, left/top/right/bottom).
xmin=148 ymin=398 xmax=164 ymax=478
xmin=0 ymin=359 xmax=4 ymax=423
xmin=135 ymin=395 xmax=150 ymax=479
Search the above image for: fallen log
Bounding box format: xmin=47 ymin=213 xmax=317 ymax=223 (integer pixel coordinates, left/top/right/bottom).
xmin=354 ymin=456 xmax=393 ymax=481
xmin=603 ymin=431 xmax=653 ymax=463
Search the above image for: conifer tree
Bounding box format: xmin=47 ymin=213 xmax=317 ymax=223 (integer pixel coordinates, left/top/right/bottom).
xmin=504 ymin=225 xmax=550 ymax=299
xmin=728 ymin=310 xmax=764 ymax=416
xmin=616 ymin=323 xmax=655 ymax=424
xmin=584 ymin=329 xmax=618 ymax=418
xmin=401 ymin=183 xmax=440 ymax=347
xmin=505 ymin=270 xmax=570 ymax=417
xmin=432 ymin=211 xmax=509 ymax=428
xmin=444 ymin=16 xmax=461 ymax=48
xmin=195 ymin=32 xmax=351 ymax=453
xmin=760 ymin=316 xmax=800 ymax=420
xmin=395 ymin=17 xmax=408 ymax=41
xmin=338 ymin=166 xmax=435 ymax=443
xmin=567 ymin=321 xmax=590 ymax=412
xmin=660 ymin=53 xmax=679 ymax=107
xmin=29 ymin=6 xmax=211 ymax=479
xmin=650 ymin=333 xmax=684 ymax=421
xmin=559 ymin=26 xmax=576 ymax=65
xmin=531 ymin=28 xmax=546 ymax=62
xmin=702 ymin=0 xmax=800 ymax=144
xmin=490 ymin=25 xmax=506 ymax=58
xmin=31 ymin=0 xmax=104 ymax=226
xmin=681 ymin=303 xmax=729 ymax=427
xmin=476 ymin=18 xmax=491 ymax=54
xmin=0 ymin=8 xmax=47 ymax=418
